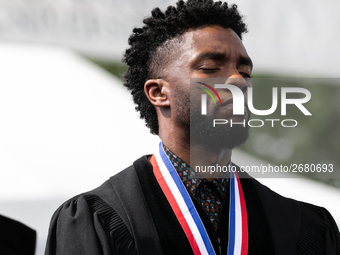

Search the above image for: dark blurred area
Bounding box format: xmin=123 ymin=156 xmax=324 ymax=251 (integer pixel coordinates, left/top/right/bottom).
xmin=0 ymin=215 xmax=36 ymax=255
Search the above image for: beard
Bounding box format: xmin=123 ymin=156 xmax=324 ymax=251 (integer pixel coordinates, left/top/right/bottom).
xmin=173 ymin=87 xmax=250 ymax=151
xmin=190 ymin=112 xmax=250 ymax=151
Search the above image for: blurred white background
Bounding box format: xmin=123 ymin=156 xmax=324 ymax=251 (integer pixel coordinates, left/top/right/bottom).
xmin=0 ymin=0 xmax=339 ymax=254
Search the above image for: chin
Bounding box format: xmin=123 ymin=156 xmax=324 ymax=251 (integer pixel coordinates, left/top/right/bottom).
xmin=190 ymin=106 xmax=251 ymax=150
xmin=190 ymin=118 xmax=250 ymax=151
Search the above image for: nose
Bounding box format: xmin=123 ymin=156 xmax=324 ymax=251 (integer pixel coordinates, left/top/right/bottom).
xmin=224 ymin=74 xmax=248 ymax=94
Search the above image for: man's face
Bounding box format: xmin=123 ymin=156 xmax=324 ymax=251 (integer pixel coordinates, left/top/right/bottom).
xmin=161 ymin=25 xmax=253 ymax=149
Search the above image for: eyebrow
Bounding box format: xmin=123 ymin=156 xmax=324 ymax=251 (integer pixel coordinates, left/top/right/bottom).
xmin=192 ymin=51 xmax=253 ymax=69
xmin=239 ymin=56 xmax=253 ymax=70
xmin=193 ymin=51 xmax=226 ymax=64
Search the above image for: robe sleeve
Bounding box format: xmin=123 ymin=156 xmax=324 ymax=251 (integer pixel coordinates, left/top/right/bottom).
xmin=45 ymin=195 xmax=111 ymax=255
xmin=298 ymin=202 xmax=340 ymax=255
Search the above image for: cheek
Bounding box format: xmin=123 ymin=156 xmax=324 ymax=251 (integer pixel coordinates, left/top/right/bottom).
xmin=205 ymin=99 xmax=219 ymax=115
xmin=172 ymin=84 xmax=190 ymax=110
xmin=244 ymin=81 xmax=252 ymax=100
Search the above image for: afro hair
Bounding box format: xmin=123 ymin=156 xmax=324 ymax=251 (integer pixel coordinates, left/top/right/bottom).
xmin=123 ymin=0 xmax=247 ymax=135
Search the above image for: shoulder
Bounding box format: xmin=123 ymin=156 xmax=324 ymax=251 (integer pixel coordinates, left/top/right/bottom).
xmin=50 ymin=162 xmax=137 ymax=227
xmin=50 ymin=154 xmax=152 ymax=230
xmin=298 ymin=201 xmax=340 ymax=254
xmin=46 ymin=164 xmax=140 ymax=255
xmin=247 ymin=174 xmax=339 ymax=227
xmin=250 ymin=175 xmax=339 ymax=225
xmin=245 ymin=175 xmax=340 ymax=254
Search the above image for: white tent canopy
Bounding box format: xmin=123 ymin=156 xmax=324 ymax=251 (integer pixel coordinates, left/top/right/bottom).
xmin=0 ymin=42 xmax=160 ymax=201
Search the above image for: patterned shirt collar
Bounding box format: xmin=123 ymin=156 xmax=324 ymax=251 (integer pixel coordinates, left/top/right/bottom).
xmin=162 ymin=143 xmax=228 ymax=197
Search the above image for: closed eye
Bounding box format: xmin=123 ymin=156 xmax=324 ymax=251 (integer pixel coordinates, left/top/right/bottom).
xmin=240 ymin=72 xmax=253 ymax=78
xmin=199 ymin=68 xmax=220 ymax=73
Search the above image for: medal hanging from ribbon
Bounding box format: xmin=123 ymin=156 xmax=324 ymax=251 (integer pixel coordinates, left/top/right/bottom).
xmin=150 ymin=142 xmax=248 ymax=255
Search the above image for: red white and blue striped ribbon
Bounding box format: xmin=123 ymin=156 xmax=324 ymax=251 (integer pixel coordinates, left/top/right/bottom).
xmin=150 ymin=142 xmax=248 ymax=255
xmin=227 ymin=168 xmax=248 ymax=255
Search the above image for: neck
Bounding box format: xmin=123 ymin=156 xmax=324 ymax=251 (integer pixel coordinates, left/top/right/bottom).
xmin=159 ymin=126 xmax=232 ymax=181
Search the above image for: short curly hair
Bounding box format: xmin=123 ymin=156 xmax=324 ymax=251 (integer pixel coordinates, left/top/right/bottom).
xmin=123 ymin=0 xmax=248 ymax=135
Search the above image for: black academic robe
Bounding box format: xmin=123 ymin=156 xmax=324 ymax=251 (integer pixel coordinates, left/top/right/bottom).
xmin=45 ymin=155 xmax=340 ymax=255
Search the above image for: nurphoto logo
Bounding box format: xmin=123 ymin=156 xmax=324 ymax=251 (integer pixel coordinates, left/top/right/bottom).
xmin=196 ymin=81 xmax=312 ymax=128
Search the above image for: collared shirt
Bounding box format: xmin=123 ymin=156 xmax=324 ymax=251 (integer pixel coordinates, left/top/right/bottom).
xmin=163 ymin=144 xmax=229 ymax=231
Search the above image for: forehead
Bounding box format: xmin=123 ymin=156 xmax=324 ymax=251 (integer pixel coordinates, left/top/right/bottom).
xmin=179 ymin=25 xmax=249 ymax=62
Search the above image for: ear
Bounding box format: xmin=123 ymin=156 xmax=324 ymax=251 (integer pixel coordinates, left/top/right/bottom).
xmin=144 ymin=79 xmax=170 ymax=107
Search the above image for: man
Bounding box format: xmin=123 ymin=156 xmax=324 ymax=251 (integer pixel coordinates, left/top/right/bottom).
xmin=45 ymin=0 xmax=340 ymax=254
